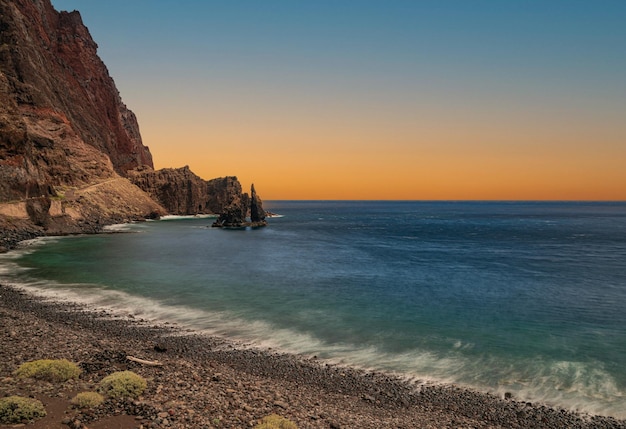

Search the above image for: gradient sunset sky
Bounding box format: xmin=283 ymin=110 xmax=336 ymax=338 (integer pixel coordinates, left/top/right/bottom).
xmin=51 ymin=1 xmax=626 ymax=200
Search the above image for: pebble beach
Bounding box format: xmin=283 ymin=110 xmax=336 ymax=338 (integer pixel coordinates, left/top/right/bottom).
xmin=1 ymin=284 xmax=625 ymax=429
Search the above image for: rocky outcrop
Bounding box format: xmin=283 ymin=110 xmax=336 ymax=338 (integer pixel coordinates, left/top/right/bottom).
xmin=205 ymin=176 xmax=248 ymax=216
xmin=212 ymin=184 xmax=267 ymax=228
xmin=24 ymin=195 xmax=51 ymax=227
xmin=129 ymin=167 xmax=267 ymax=227
xmin=212 ymin=185 xmax=249 ymax=227
xmin=128 ymin=166 xmax=210 ymax=215
xmin=129 ymin=166 xmax=248 ymax=217
xmin=250 ymin=183 xmax=266 ymax=223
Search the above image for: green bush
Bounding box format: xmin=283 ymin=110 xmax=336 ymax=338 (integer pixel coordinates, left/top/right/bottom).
xmin=70 ymin=392 xmax=104 ymax=408
xmin=255 ymin=414 xmax=298 ymax=429
xmin=99 ymin=371 xmax=147 ymax=399
xmin=0 ymin=396 xmax=47 ymax=424
xmin=14 ymin=359 xmax=81 ymax=382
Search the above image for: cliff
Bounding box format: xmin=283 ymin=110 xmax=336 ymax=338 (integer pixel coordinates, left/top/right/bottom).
xmin=0 ymin=0 xmax=267 ymax=250
xmin=129 ymin=166 xmax=267 ymax=227
xmin=128 ymin=166 xmax=247 ymax=216
xmin=0 ymin=0 xmax=153 ymax=194
xmin=0 ymin=0 xmax=169 ymax=250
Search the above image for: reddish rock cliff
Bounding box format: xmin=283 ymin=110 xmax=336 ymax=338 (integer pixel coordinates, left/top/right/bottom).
xmin=0 ymin=0 xmax=153 ymax=203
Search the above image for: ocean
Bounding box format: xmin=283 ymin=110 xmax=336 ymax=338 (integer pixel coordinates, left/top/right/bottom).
xmin=1 ymin=201 xmax=625 ymax=418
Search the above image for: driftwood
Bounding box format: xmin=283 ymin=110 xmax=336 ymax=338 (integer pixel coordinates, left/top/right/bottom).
xmin=126 ymin=355 xmax=163 ymax=366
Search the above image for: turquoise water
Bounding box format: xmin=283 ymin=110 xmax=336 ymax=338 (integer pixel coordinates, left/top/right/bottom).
xmin=1 ymin=201 xmax=626 ymax=417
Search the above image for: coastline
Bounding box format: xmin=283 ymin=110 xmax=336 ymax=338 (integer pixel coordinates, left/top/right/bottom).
xmin=0 ymin=218 xmax=45 ymax=254
xmin=1 ymin=283 xmax=624 ymax=428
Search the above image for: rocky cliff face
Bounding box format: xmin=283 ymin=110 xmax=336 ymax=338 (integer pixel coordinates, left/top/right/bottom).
xmin=0 ymin=0 xmax=153 ymax=199
xmin=250 ymin=183 xmax=266 ymax=223
xmin=129 ymin=166 xmax=248 ymax=216
xmin=0 ymin=0 xmax=165 ymax=247
xmin=0 ymin=0 xmax=266 ymax=250
xmin=129 ymin=167 xmax=266 ymax=227
xmin=211 ymin=182 xmax=267 ymax=228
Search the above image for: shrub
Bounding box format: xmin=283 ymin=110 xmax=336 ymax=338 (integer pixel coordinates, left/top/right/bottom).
xmin=0 ymin=396 xmax=47 ymax=424
xmin=255 ymin=414 xmax=298 ymax=429
xmin=99 ymin=371 xmax=147 ymax=399
xmin=70 ymin=392 xmax=104 ymax=408
xmin=14 ymin=359 xmax=81 ymax=382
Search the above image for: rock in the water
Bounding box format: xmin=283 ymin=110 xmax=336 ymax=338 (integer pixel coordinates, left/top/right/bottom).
xmin=212 ymin=183 xmax=268 ymax=228
xmin=250 ymin=183 xmax=266 ymax=223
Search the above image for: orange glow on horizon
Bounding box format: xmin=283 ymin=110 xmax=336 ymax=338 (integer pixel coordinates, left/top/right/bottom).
xmin=132 ymin=65 xmax=626 ymax=200
xmin=145 ymin=131 xmax=626 ymax=201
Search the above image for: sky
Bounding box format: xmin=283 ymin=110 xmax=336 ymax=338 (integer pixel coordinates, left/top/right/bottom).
xmin=50 ymin=1 xmax=626 ymax=200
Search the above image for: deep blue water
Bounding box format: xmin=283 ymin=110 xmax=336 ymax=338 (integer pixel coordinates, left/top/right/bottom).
xmin=1 ymin=201 xmax=626 ymax=417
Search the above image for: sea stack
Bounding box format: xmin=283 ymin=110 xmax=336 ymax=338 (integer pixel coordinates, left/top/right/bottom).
xmin=212 ymin=184 xmax=267 ymax=228
xmin=250 ymin=184 xmax=266 ymax=224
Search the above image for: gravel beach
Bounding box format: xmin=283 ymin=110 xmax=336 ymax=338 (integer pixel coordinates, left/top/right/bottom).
xmin=1 ymin=283 xmax=624 ymax=429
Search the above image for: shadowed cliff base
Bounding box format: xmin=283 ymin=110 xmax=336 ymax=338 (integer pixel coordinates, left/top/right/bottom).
xmin=0 ymin=177 xmax=166 ymax=252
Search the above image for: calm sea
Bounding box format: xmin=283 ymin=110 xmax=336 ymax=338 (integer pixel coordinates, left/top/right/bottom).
xmin=1 ymin=201 xmax=625 ymax=417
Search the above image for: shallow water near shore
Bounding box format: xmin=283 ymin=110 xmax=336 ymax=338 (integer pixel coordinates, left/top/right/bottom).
xmin=1 ymin=201 xmax=626 ymax=418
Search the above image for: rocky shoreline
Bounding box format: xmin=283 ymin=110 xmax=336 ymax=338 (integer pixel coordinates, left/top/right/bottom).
xmin=0 ymin=225 xmax=42 ymax=253
xmin=1 ymin=284 xmax=624 ymax=429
